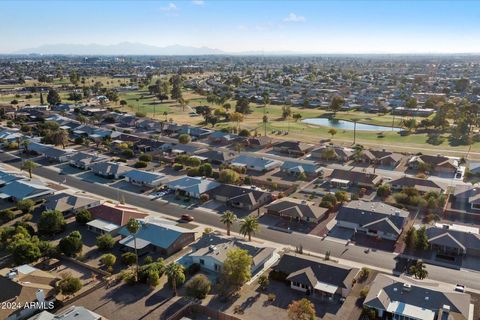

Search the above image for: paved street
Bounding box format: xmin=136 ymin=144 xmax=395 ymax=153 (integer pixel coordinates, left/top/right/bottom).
xmin=2 ymin=151 xmax=480 ymax=293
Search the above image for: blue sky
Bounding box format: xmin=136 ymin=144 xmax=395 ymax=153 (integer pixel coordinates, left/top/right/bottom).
xmin=0 ymin=0 xmax=479 ymax=53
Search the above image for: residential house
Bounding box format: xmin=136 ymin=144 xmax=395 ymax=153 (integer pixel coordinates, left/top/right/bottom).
xmin=389 ymin=176 xmax=445 ymax=194
xmin=467 ymin=161 xmax=480 ymax=176
xmin=90 ymin=161 xmax=131 ymax=179
xmin=118 ymin=217 xmax=196 ymax=256
xmin=273 ymin=141 xmax=314 ymax=157
xmin=166 ymin=176 xmax=221 ymax=199
xmin=231 ymin=155 xmax=282 ymax=172
xmin=208 ymin=184 xmax=272 ymax=210
xmin=280 ymin=160 xmax=322 ymax=177
xmin=357 ymin=150 xmax=403 ymax=168
xmin=272 ymin=253 xmax=359 ymax=298
xmin=42 ymin=192 xmax=102 ymax=215
xmin=245 ymin=136 xmax=273 ymax=148
xmin=0 ymin=265 xmax=59 ymax=320
xmin=186 ymin=234 xmax=277 ymax=275
xmin=123 ymin=170 xmax=168 ymax=188
xmin=265 ymin=197 xmax=328 ymax=223
xmin=69 ymin=152 xmax=109 ymax=170
xmin=0 ymin=180 xmax=54 ymax=201
xmin=336 ymin=200 xmax=409 ymax=240
xmin=328 ymin=169 xmax=382 ymax=189
xmin=310 ymin=146 xmax=353 ymax=162
xmin=28 ymin=306 xmax=106 ymax=320
xmin=408 ymin=155 xmax=459 ymax=174
xmin=426 ymin=223 xmax=480 ymax=257
xmin=196 ymin=150 xmax=236 ymax=165
xmin=452 ymin=185 xmax=480 ymax=211
xmin=86 ymin=203 xmax=148 ymax=235
xmin=0 ymin=171 xmax=26 ymax=187
xmin=29 ymin=142 xmax=74 ymax=163
xmin=178 ymin=125 xmax=213 ymax=140
xmin=364 ymin=274 xmax=472 ymax=320
xmin=208 ymin=131 xmax=237 ymax=145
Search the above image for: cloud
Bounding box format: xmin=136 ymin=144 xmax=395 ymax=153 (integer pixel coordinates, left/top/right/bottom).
xmin=160 ymin=3 xmax=177 ymax=12
xmin=236 ymin=25 xmax=248 ymax=31
xmin=283 ymin=13 xmax=306 ymax=23
xmin=192 ymin=0 xmax=204 ymax=5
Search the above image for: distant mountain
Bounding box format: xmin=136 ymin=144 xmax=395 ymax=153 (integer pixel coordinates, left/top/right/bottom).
xmin=14 ymin=42 xmax=225 ymax=55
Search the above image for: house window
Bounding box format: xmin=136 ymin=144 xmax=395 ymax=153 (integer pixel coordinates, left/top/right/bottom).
xmin=199 ymin=259 xmax=205 ymax=265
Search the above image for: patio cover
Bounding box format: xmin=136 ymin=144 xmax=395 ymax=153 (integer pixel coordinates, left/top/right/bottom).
xmin=386 ymin=301 xmax=435 ymax=320
xmin=119 ymin=235 xmax=151 ymax=250
xmin=314 ymin=281 xmax=338 ymax=294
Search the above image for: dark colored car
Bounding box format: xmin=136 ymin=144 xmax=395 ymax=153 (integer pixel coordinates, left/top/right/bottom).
xmin=181 ymin=214 xmax=194 ymax=222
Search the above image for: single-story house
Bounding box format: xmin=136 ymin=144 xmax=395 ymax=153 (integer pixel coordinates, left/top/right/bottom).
xmin=0 ymin=180 xmax=54 ymax=201
xmin=0 ymin=171 xmax=25 ymax=187
xmin=29 ymin=142 xmax=74 ymax=163
xmin=467 ymin=161 xmax=480 ymax=175
xmin=272 ymin=253 xmax=359 ymax=298
xmin=87 ymin=203 xmax=148 ymax=235
xmin=69 ymin=152 xmax=109 ymax=170
xmin=186 ymin=234 xmax=277 ymax=276
xmin=166 ymin=176 xmax=220 ymax=199
xmin=364 ymin=274 xmax=472 ymax=320
xmin=426 ymin=223 xmax=480 ymax=257
xmin=118 ymin=217 xmax=196 ymax=256
xmin=178 ymin=125 xmax=213 ymax=139
xmin=195 ymin=150 xmax=236 ymax=165
xmin=357 ymin=150 xmax=403 ymax=168
xmin=389 ymin=176 xmax=445 ymax=194
xmin=310 ymin=146 xmax=354 ymax=162
xmin=280 ymin=160 xmax=322 ymax=177
xmin=29 ymin=306 xmax=105 ymax=320
xmin=208 ymin=131 xmax=238 ymax=145
xmin=265 ymin=197 xmax=328 ymax=223
xmin=0 ymin=265 xmax=59 ymax=320
xmin=272 ymin=141 xmax=314 ymax=157
xmin=328 ymin=169 xmax=382 ymax=189
xmin=231 ymin=155 xmax=282 ymax=172
xmin=245 ymin=136 xmax=273 ymax=148
xmin=43 ymin=192 xmax=102 ymax=215
xmin=408 ymin=155 xmax=459 ymax=174
xmin=123 ymin=170 xmax=168 ymax=188
xmin=90 ymin=161 xmax=132 ymax=179
xmin=452 ymin=185 xmax=480 ymax=211
xmin=208 ymin=184 xmax=272 ymax=210
xmin=335 ymin=200 xmax=409 ymax=241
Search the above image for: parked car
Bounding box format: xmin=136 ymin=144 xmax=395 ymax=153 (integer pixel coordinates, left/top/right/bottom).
xmin=455 ymin=284 xmax=466 ymax=293
xmin=181 ymin=214 xmax=194 ymax=222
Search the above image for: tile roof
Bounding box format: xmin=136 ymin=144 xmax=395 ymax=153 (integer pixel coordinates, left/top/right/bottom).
xmin=88 ymin=203 xmax=148 ymax=226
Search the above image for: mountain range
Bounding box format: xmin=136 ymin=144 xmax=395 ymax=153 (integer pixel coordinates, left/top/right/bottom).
xmin=14 ymin=42 xmax=226 ymax=55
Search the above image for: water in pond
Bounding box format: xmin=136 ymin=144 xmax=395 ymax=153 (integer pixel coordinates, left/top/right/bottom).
xmin=302 ymin=118 xmax=401 ymax=132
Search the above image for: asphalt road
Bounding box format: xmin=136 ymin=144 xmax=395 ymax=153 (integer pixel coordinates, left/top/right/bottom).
xmin=2 ymin=151 xmax=480 ymax=292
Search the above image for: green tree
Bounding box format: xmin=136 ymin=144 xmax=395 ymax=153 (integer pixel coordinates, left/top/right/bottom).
xmin=57 ymin=275 xmax=82 ymax=295
xmin=16 ymin=199 xmax=35 ymax=214
xmin=377 ymin=184 xmax=391 ymax=198
xmin=126 ymin=218 xmax=141 ymax=282
xmin=220 ymin=210 xmax=237 ymax=236
xmin=220 ymin=248 xmax=252 ymax=293
xmin=328 ymin=128 xmax=337 ymax=138
xmin=409 ymin=260 xmax=428 ymax=280
xmin=165 ymin=262 xmax=185 ymax=296
xmin=258 ymin=274 xmax=269 ymax=291
xmin=288 ymin=298 xmax=316 ymax=320
xmin=415 ymin=226 xmax=429 ymax=250
xmin=100 ymin=253 xmax=116 ymax=272
xmin=75 ymin=209 xmax=92 ymax=225
xmin=329 ymin=95 xmax=344 ymax=114
xmin=218 ymin=169 xmax=240 ymax=184
xmin=58 ymin=231 xmax=83 ymax=257
xmin=404 ymin=227 xmax=417 ymax=250
xmin=121 ymin=252 xmax=137 ymax=266
xmin=185 ymin=274 xmax=211 ymax=299
xmin=239 ymin=216 xmax=259 ymax=241
xmin=21 ymin=160 xmax=37 ymax=179
xmin=9 ymin=238 xmax=42 ymax=265
xmin=38 ymin=210 xmax=66 ymax=235
xmin=96 ymin=233 xmax=115 ymax=251
xmin=47 ymin=89 xmax=61 ymax=105
xmin=178 ymin=133 xmax=191 ymax=144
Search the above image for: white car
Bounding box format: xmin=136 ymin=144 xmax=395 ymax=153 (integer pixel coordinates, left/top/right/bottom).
xmin=455 ymin=284 xmax=466 ymax=293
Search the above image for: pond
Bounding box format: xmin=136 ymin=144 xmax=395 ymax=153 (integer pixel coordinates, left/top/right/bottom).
xmin=302 ymin=118 xmax=402 ymax=132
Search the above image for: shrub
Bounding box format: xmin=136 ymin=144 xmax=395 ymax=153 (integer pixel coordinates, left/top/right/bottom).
xmin=0 ymin=209 xmax=15 ymax=222
xmin=135 ymin=111 xmax=147 ymax=118
xmin=199 ymin=194 xmax=209 ymax=203
xmin=173 ymin=163 xmax=183 ymax=171
xmin=121 ymin=252 xmax=137 ymax=266
xmin=147 ymin=270 xmax=160 ymax=287
xmin=186 ymin=263 xmax=201 ymax=276
xmin=359 ymin=287 xmax=369 ymax=299
xmin=96 ymin=234 xmax=115 ymax=251
xmin=258 ymin=274 xmax=269 ymax=291
xmin=185 ymin=274 xmax=212 ymax=299
xmin=100 ymin=253 xmax=116 ymax=272
xmin=122 ymin=149 xmax=135 ymax=158
xmin=267 ymin=293 xmax=276 ymax=302
xmin=74 ymin=137 xmax=84 ymax=145
xmin=16 ymin=199 xmax=35 ymax=214
xmin=57 ymin=276 xmax=83 ymax=295
xmin=38 ymin=210 xmax=66 ymax=235
xmin=138 ymin=154 xmax=152 ymax=162
xmin=58 ymin=231 xmax=83 ymax=257
xmin=134 ymin=161 xmax=148 ymax=168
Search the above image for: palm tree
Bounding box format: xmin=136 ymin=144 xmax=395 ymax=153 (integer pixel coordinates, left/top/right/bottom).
xmin=165 ymin=262 xmax=185 ymax=296
xmin=220 ymin=210 xmax=237 ymax=236
xmin=240 ymin=216 xmax=259 ymax=241
xmin=126 ymin=218 xmax=141 ymax=282
xmin=163 ymin=111 xmax=168 ymax=122
xmin=21 ymin=160 xmax=37 ymax=179
xmin=409 ymin=260 xmax=428 ymax=280
xmin=262 ymin=115 xmax=268 ymax=137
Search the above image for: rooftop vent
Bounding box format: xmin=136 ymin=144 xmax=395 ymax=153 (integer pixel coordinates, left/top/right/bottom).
xmin=402 ymin=283 xmax=412 ymax=292
xmin=442 ymin=224 xmax=450 ymax=230
xmin=442 ymin=305 xmax=451 ymax=313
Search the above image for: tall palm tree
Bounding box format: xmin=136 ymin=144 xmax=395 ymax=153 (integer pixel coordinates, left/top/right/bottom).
xmin=165 ymin=262 xmax=185 ymax=296
xmin=21 ymin=140 xmax=30 ymax=154
xmin=126 ymin=218 xmax=141 ymax=282
xmin=220 ymin=210 xmax=237 ymax=236
xmin=409 ymin=260 xmax=428 ymax=280
xmin=240 ymin=216 xmax=259 ymax=241
xmin=21 ymin=160 xmax=37 ymax=179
